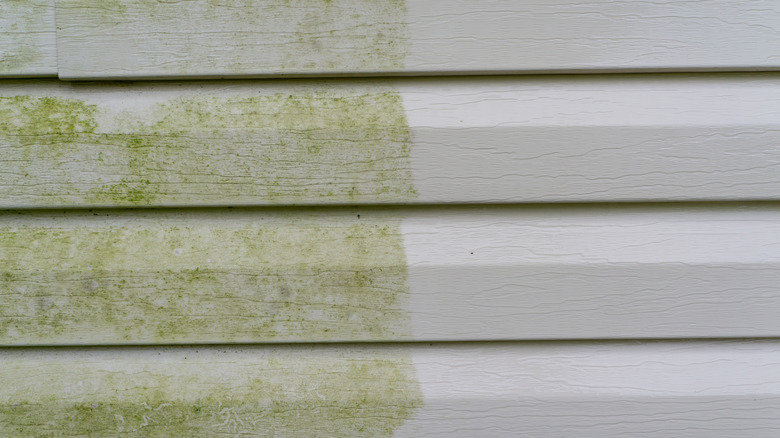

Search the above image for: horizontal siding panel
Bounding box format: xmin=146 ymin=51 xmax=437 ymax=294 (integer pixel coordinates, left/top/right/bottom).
xmin=0 ymin=0 xmax=57 ymax=77
xmin=3 ymin=341 xmax=780 ymax=436
xmin=2 ymin=204 xmax=779 ymax=345
xmin=55 ymin=0 xmax=780 ymax=80
xmin=3 ymin=74 xmax=780 ymax=208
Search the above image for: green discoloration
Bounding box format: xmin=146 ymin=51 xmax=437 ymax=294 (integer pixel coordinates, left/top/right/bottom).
xmin=259 ymin=0 xmax=410 ymax=72
xmin=0 ymin=1 xmax=47 ymax=74
xmin=0 ymin=212 xmax=412 ymax=344
xmin=1 ymin=89 xmax=416 ymax=206
xmin=0 ymin=46 xmax=42 ymax=75
xmin=0 ymin=95 xmax=97 ymax=136
xmin=60 ymin=0 xmax=409 ymax=75
xmin=0 ymin=347 xmax=423 ymax=436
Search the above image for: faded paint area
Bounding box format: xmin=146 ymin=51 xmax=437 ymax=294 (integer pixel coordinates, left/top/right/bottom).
xmin=0 ymin=347 xmax=423 ymax=436
xmin=0 ymin=88 xmax=416 ymax=207
xmin=0 ymin=211 xmax=413 ymax=344
xmin=58 ymin=0 xmax=409 ymax=76
xmin=0 ymin=0 xmax=48 ymax=74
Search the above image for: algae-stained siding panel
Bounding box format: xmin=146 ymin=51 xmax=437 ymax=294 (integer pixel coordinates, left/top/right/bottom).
xmin=3 ymin=204 xmax=780 ymax=346
xmin=3 ymin=342 xmax=780 ymax=437
xmin=5 ymin=1 xmax=780 ymax=435
xmin=55 ymin=0 xmax=780 ymax=80
xmin=0 ymin=0 xmax=57 ymax=77
xmin=3 ymin=74 xmax=780 ymax=208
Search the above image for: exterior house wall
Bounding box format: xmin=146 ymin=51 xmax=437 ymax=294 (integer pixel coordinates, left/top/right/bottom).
xmin=2 ymin=1 xmax=780 ymax=436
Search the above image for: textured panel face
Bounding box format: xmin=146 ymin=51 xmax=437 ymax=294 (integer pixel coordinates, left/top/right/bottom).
xmin=0 ymin=0 xmax=57 ymax=77
xmin=0 ymin=210 xmax=413 ymax=344
xmin=4 ymin=342 xmax=780 ymax=437
xmin=0 ymin=81 xmax=417 ymax=207
xmin=55 ymin=0 xmax=780 ymax=79
xmin=3 ymin=75 xmax=780 ymax=208
xmin=56 ymin=0 xmax=410 ymax=79
xmin=9 ymin=2 xmax=780 ymax=436
xmin=0 ymin=346 xmax=422 ymax=436
xmin=2 ymin=205 xmax=780 ymax=345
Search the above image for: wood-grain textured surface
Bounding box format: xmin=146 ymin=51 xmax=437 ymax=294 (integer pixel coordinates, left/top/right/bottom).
xmin=6 ymin=2 xmax=780 ymax=434
xmin=3 ymin=341 xmax=780 ymax=437
xmin=0 ymin=0 xmax=57 ymax=77
xmin=55 ymin=0 xmax=780 ymax=79
xmin=3 ymin=74 xmax=780 ymax=208
xmin=3 ymin=204 xmax=779 ymax=345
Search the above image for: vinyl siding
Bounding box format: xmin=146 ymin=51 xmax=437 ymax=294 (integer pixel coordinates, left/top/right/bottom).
xmin=2 ymin=1 xmax=780 ymax=436
xmin=0 ymin=0 xmax=57 ymax=77
xmin=2 ymin=74 xmax=780 ymax=207
xmin=55 ymin=0 xmax=780 ymax=79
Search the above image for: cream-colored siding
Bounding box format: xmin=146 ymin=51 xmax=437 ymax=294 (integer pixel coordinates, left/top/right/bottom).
xmin=56 ymin=0 xmax=780 ymax=79
xmin=2 ymin=1 xmax=780 ymax=436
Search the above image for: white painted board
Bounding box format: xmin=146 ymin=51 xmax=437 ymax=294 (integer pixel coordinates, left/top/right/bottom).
xmin=55 ymin=0 xmax=780 ymax=80
xmin=0 ymin=0 xmax=57 ymax=77
xmin=2 ymin=74 xmax=780 ymax=208
xmin=3 ymin=341 xmax=780 ymax=436
xmin=3 ymin=204 xmax=779 ymax=345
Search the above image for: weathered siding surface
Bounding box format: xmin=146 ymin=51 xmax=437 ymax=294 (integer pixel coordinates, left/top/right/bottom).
xmin=3 ymin=1 xmax=780 ymax=436
xmin=3 ymin=341 xmax=780 ymax=437
xmin=2 ymin=74 xmax=780 ymax=207
xmin=1 ymin=345 xmax=423 ymax=436
xmin=2 ymin=204 xmax=780 ymax=345
xmin=0 ymin=0 xmax=57 ymax=77
xmin=55 ymin=0 xmax=780 ymax=79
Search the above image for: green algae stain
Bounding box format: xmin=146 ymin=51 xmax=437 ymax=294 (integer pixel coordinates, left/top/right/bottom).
xmin=1 ymin=88 xmax=417 ymax=207
xmin=0 ymin=213 xmax=413 ymax=344
xmin=255 ymin=0 xmax=410 ymax=73
xmin=0 ymin=348 xmax=423 ymax=436
xmin=62 ymin=0 xmax=409 ymax=74
xmin=0 ymin=0 xmax=47 ymax=74
xmin=0 ymin=46 xmax=43 ymax=75
xmin=0 ymin=96 xmax=97 ymax=136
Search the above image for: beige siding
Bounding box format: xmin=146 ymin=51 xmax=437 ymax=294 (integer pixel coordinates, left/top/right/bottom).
xmin=0 ymin=0 xmax=57 ymax=77
xmin=2 ymin=1 xmax=780 ymax=436
xmin=56 ymin=0 xmax=780 ymax=80
xmin=2 ymin=204 xmax=780 ymax=346
xmin=2 ymin=74 xmax=780 ymax=208
xmin=4 ymin=342 xmax=780 ymax=436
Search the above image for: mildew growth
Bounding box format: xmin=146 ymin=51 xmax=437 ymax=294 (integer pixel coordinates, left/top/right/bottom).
xmin=0 ymin=88 xmax=417 ymax=207
xmin=0 ymin=347 xmax=423 ymax=436
xmin=0 ymin=95 xmax=97 ymax=136
xmin=0 ymin=0 xmax=49 ymax=74
xmin=249 ymin=0 xmax=409 ymax=73
xmin=59 ymin=0 xmax=409 ymax=76
xmin=0 ymin=212 xmax=413 ymax=344
xmin=0 ymin=46 xmax=42 ymax=75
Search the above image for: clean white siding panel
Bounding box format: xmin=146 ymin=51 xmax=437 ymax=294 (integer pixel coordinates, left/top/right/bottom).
xmin=55 ymin=0 xmax=780 ymax=80
xmin=0 ymin=0 xmax=57 ymax=77
xmin=3 ymin=341 xmax=780 ymax=436
xmin=3 ymin=204 xmax=779 ymax=345
xmin=3 ymin=74 xmax=780 ymax=208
